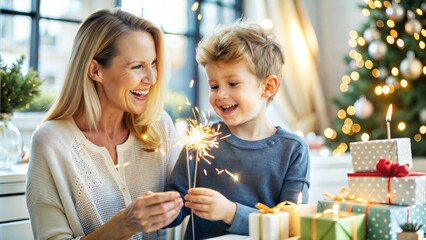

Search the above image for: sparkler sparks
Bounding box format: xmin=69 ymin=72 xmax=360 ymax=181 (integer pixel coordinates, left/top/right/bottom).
xmin=178 ymin=108 xmax=222 ymax=240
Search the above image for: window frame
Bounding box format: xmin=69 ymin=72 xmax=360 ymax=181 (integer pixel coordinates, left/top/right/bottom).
xmin=0 ymin=0 xmax=243 ymax=108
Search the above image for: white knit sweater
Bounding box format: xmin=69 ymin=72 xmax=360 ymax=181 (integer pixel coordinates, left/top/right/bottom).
xmin=26 ymin=112 xmax=180 ymax=240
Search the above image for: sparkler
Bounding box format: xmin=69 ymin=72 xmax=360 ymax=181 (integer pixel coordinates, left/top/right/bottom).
xmin=177 ymin=107 xmax=222 ymax=240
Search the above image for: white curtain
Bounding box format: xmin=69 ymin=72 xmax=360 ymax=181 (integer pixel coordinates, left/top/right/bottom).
xmin=244 ymin=0 xmax=329 ymax=134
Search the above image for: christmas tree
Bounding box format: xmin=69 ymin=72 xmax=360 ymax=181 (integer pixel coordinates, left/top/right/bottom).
xmin=325 ymin=0 xmax=426 ymax=156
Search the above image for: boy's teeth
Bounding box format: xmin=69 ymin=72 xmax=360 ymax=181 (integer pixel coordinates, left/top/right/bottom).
xmin=130 ymin=89 xmax=149 ymax=95
xmin=222 ymin=104 xmax=236 ymax=109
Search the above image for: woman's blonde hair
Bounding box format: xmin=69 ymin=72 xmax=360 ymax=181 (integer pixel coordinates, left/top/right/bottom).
xmin=196 ymin=20 xmax=284 ymax=102
xmin=43 ymin=9 xmax=165 ymax=147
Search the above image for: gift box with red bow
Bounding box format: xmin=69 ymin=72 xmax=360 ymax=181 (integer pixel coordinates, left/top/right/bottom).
xmin=347 ymin=159 xmax=425 ymax=205
xmin=349 ymin=138 xmax=412 ymax=172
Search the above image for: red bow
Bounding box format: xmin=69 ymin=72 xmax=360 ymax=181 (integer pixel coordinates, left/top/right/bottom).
xmin=376 ymin=159 xmax=410 ymax=177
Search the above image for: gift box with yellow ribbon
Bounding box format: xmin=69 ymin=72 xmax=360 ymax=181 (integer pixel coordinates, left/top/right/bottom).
xmin=318 ymin=200 xmax=426 ymax=240
xmin=249 ymin=202 xmax=290 ymax=240
xmin=300 ymin=205 xmax=365 ymax=240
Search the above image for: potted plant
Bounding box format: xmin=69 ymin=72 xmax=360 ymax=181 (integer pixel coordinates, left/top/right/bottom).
xmin=0 ymin=55 xmax=42 ymax=170
xmin=397 ymin=223 xmax=424 ymax=240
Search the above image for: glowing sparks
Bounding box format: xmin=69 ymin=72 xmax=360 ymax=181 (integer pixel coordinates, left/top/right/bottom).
xmin=216 ymin=168 xmax=224 ymax=174
xmin=225 ymin=169 xmax=239 ymax=182
xmin=203 ymin=169 xmax=207 ymax=176
xmin=189 ymin=79 xmax=195 ymax=88
xmin=115 ymin=162 xmax=130 ymax=169
xmin=179 ymin=117 xmax=221 ymax=160
xmin=185 ymin=97 xmax=191 ymax=106
xmin=191 ymin=2 xmax=199 ymax=11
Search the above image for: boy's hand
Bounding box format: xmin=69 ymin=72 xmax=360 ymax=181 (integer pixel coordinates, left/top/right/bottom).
xmin=184 ymin=187 xmax=237 ymax=225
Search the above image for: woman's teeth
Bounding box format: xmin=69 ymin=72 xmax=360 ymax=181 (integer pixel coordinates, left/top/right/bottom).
xmin=130 ymin=89 xmax=149 ymax=96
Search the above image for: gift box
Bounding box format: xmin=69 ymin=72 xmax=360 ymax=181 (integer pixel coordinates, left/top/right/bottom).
xmin=249 ymin=211 xmax=289 ymax=240
xmin=318 ymin=200 xmax=426 ymax=240
xmin=347 ymin=172 xmax=426 ymax=205
xmin=349 ymin=138 xmax=412 ymax=172
xmin=280 ymin=203 xmax=317 ymax=237
xmin=300 ymin=209 xmax=365 ymax=240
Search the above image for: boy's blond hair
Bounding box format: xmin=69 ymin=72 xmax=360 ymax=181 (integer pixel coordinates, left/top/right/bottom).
xmin=196 ymin=20 xmax=284 ymax=101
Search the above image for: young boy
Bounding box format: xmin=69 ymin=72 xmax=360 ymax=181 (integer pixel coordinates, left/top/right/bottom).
xmin=167 ymin=21 xmax=310 ymax=239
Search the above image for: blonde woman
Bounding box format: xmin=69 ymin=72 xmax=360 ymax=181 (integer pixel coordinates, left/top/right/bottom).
xmin=26 ymin=9 xmax=183 ymax=240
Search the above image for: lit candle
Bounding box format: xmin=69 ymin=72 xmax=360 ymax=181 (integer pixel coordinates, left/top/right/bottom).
xmin=386 ymin=104 xmax=392 ymax=140
xmin=280 ymin=192 xmax=317 ymax=237
xmin=332 ymin=202 xmax=339 ymax=221
xmin=332 ymin=202 xmax=339 ymax=216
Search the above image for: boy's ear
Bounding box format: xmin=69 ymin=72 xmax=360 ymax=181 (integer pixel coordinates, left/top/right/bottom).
xmin=262 ymin=75 xmax=279 ymax=98
xmin=88 ymin=59 xmax=102 ymax=83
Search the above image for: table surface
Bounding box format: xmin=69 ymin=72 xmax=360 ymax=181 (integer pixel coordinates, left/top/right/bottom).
xmin=0 ymin=163 xmax=28 ymax=183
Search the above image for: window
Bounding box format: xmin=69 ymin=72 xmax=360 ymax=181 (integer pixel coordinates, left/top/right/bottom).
xmin=1 ymin=0 xmax=243 ymax=119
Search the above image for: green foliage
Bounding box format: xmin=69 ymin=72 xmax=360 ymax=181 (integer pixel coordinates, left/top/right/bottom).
xmin=23 ymin=92 xmax=56 ymax=112
xmin=1 ymin=56 xmax=42 ymax=113
xmin=326 ymin=0 xmax=426 ymax=156
xmin=400 ymin=223 xmax=422 ymax=232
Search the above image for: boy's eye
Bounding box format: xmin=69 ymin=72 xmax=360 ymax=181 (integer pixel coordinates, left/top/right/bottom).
xmin=131 ymin=65 xmax=143 ymax=70
xmin=151 ymin=60 xmax=157 ymax=66
xmin=229 ymin=82 xmax=238 ymax=87
xmin=210 ymin=85 xmax=218 ymax=90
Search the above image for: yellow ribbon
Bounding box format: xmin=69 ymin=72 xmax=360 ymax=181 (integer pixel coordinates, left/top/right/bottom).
xmin=324 ymin=188 xmax=368 ymax=203
xmin=254 ymin=201 xmax=294 ymax=239
xmin=255 ymin=201 xmax=296 ymax=213
xmin=312 ymin=209 xmax=357 ymax=240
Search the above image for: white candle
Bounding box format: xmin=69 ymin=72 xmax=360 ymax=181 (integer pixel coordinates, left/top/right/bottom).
xmin=280 ymin=193 xmax=317 ymax=237
xmin=386 ymin=104 xmax=392 ymax=140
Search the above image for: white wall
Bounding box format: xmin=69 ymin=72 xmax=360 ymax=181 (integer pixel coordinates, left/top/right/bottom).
xmin=304 ymin=0 xmax=365 ymax=116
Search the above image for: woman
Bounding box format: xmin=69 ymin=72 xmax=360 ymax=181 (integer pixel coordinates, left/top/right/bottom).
xmin=26 ymin=9 xmax=183 ymax=240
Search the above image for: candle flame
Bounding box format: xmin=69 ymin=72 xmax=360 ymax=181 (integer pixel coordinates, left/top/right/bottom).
xmin=386 ymin=104 xmax=393 ymax=122
xmin=332 ymin=202 xmax=339 ymax=215
xmin=297 ymin=192 xmax=303 ymax=204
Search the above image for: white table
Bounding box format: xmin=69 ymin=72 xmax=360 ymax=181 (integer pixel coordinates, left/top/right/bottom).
xmin=0 ymin=164 xmax=33 ymax=240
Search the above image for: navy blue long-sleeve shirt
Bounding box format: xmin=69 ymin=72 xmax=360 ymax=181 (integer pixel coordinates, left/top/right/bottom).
xmin=166 ymin=122 xmax=310 ymax=239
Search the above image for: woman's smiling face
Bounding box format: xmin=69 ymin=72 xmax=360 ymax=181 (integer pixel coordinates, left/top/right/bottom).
xmin=96 ymin=30 xmax=158 ymax=115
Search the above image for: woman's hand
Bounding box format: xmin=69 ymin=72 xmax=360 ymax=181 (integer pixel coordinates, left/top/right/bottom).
xmin=121 ymin=191 xmax=183 ymax=234
xmin=184 ymin=187 xmax=236 ymax=225
xmin=81 ymin=191 xmax=183 ymax=240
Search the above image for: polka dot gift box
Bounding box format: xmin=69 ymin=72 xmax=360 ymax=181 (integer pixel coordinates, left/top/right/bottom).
xmin=349 ymin=138 xmax=412 ymax=172
xmin=347 ymin=173 xmax=426 ymax=206
xmin=318 ymin=200 xmax=426 ymax=240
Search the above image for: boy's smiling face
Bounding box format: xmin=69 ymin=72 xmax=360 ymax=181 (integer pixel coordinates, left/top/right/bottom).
xmin=206 ymin=60 xmax=268 ymax=129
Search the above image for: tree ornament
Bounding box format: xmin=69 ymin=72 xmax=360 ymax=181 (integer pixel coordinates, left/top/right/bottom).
xmin=363 ymin=26 xmax=380 ymax=43
xmin=400 ymin=51 xmax=422 ymax=81
xmin=419 ymin=108 xmax=426 ymax=123
xmin=405 ymin=11 xmax=422 ymax=35
xmin=385 ymin=76 xmax=399 ymax=88
xmin=368 ymin=40 xmax=388 ymax=61
xmin=385 ymin=3 xmax=405 ymax=22
xmin=354 ymin=96 xmax=374 ymax=119
xmin=350 ymin=60 xmax=358 ymax=70
xmin=379 ymin=66 xmax=389 ymax=80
